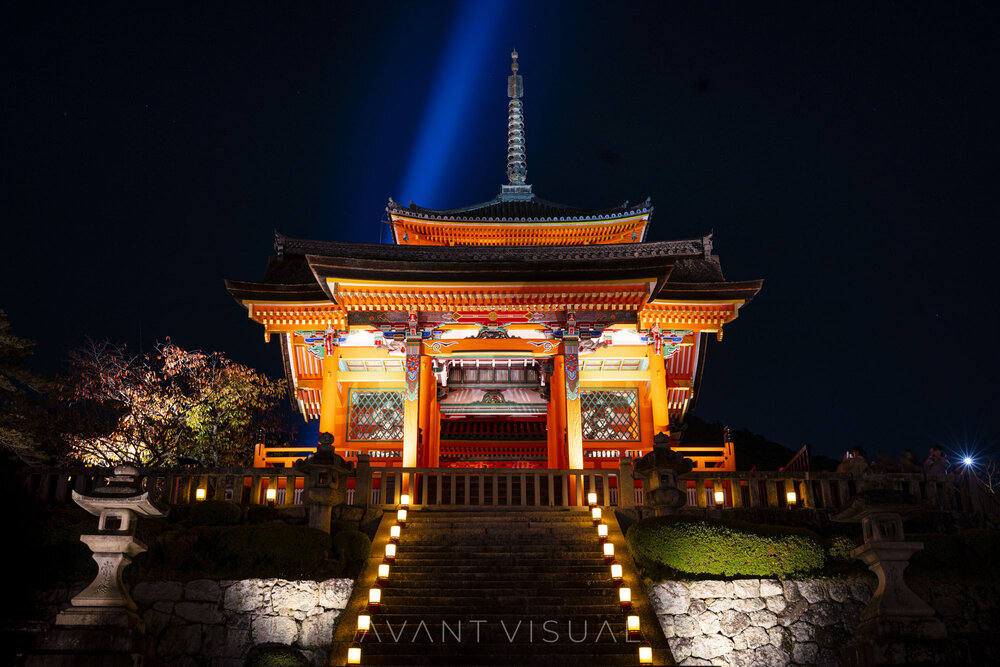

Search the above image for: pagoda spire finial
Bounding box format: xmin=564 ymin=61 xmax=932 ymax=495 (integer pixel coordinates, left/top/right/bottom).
xmin=504 ymin=48 xmax=530 ymax=194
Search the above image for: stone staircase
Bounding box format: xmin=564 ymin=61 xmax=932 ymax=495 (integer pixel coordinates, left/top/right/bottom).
xmin=328 ymin=507 xmax=670 ymax=665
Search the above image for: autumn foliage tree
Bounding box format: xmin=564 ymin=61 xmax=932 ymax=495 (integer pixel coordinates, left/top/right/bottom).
xmin=62 ymin=339 xmax=289 ymax=466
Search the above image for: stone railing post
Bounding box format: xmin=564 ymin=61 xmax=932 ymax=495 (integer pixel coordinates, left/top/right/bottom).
xmin=354 ymin=454 xmax=372 ymax=507
xmin=632 ymin=432 xmax=694 ymax=516
xmin=295 ymin=436 xmax=352 ymax=534
xmin=833 ymin=489 xmax=964 ymax=666
xmin=618 ymin=456 xmax=635 ymax=509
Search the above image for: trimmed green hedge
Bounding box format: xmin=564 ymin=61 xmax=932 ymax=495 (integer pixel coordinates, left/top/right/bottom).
xmin=626 ymin=515 xmax=825 ymax=577
xmin=186 ymin=500 xmax=242 ymax=526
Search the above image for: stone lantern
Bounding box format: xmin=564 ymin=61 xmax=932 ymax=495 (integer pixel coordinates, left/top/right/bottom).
xmin=295 ymin=433 xmax=353 ymax=533
xmin=833 ymin=489 xmax=965 ymax=666
xmin=26 ymin=465 xmax=167 ymax=666
xmin=633 ymin=432 xmax=694 ymax=516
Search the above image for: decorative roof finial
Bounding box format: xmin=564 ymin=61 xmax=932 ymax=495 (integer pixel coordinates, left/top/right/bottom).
xmin=504 ymin=49 xmax=529 ymax=193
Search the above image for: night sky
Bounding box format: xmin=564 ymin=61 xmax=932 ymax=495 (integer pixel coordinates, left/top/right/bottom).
xmin=4 ymin=2 xmax=999 ymax=463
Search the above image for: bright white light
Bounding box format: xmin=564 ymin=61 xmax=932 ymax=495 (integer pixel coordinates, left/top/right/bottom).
xmin=964 ymin=457 xmax=974 ymax=466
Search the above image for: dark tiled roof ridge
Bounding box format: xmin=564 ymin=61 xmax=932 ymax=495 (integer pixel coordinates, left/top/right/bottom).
xmin=275 ymin=233 xmax=706 ymax=262
xmin=385 ymin=194 xmax=653 ymax=222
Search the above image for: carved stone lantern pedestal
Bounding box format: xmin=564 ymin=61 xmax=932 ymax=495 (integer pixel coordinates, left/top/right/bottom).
xmin=833 ymin=489 xmax=968 ymax=666
xmin=25 ymin=464 xmax=167 ymax=666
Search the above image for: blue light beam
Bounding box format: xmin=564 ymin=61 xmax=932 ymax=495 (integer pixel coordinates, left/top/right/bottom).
xmin=392 ymin=0 xmax=507 ymax=236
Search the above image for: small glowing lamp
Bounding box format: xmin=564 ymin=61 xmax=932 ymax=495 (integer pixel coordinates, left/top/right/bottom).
xmin=619 ymin=586 xmax=632 ymax=610
xmin=384 ymin=543 xmax=396 ymax=562
xmin=397 ymin=508 xmax=408 ymax=525
xmin=714 ymin=490 xmax=724 ymax=505
xmin=639 ymin=642 xmax=653 ymax=665
xmin=400 ymin=493 xmax=410 ymax=508
xmin=377 ymin=562 xmax=390 ymax=581
xmin=597 ymin=523 xmax=608 ymax=541
xmin=964 ymin=456 xmax=974 ymax=466
xmin=265 ymin=488 xmax=277 ymax=503
xmin=611 ymin=562 xmax=623 ymax=582
xmin=347 ymin=643 xmax=362 ymax=665
xmin=591 ymin=506 xmax=602 ymax=525
xmin=389 ymin=524 xmax=401 ymax=542
xmin=195 ymin=488 xmax=207 ymax=501
xmin=603 ymin=542 xmax=615 ymax=562
xmin=357 ymin=614 xmax=371 ymax=638
xmin=627 ymin=614 xmax=641 ymax=638
xmin=588 ymin=492 xmax=598 ymax=507
xmin=786 ymin=490 xmax=797 ymax=506
xmin=367 ymin=585 xmax=381 ymax=611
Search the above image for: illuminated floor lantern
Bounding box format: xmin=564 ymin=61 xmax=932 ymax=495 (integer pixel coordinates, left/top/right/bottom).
xmin=714 ymin=489 xmax=724 ymax=506
xmin=619 ymin=586 xmax=632 ymax=611
xmin=195 ymin=488 xmax=206 ymax=501
xmin=591 ymin=506 xmax=602 ymax=525
xmin=587 ymin=492 xmax=597 ymax=507
xmin=367 ymin=585 xmax=381 ymax=612
xmin=347 ymin=643 xmax=362 ymax=665
xmin=603 ymin=541 xmax=615 ymax=563
xmin=638 ymin=642 xmax=653 ymax=665
xmin=610 ymin=562 xmax=623 ymax=582
xmin=397 ymin=508 xmax=408 ymax=526
xmin=597 ymin=523 xmax=608 ymax=542
xmin=356 ymin=614 xmax=371 ymax=639
xmin=377 ymin=562 xmax=390 ymax=581
xmin=265 ymin=488 xmax=277 ymax=506
xmin=389 ymin=524 xmax=401 ymax=542
xmin=627 ymin=614 xmax=641 ymax=639
xmin=786 ymin=490 xmax=797 ymax=508
xmin=400 ymin=494 xmax=410 ymax=509
xmin=384 ymin=542 xmax=396 ymax=564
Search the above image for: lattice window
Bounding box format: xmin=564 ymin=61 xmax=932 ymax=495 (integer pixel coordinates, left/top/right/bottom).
xmin=347 ymin=390 xmax=404 ymax=441
xmin=581 ymin=389 xmax=640 ymax=441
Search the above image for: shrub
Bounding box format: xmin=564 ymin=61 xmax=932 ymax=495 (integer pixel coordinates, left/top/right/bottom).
xmin=332 ymin=529 xmax=371 ymax=562
xmin=187 ymin=500 xmax=242 ymax=526
xmin=245 ymin=644 xmax=310 ymax=667
xmin=626 ymin=515 xmax=825 ymax=577
xmin=828 ymin=535 xmax=858 ymax=562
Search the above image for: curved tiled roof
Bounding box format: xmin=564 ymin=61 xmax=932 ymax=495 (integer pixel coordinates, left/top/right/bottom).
xmin=275 ymin=233 xmax=701 ymax=262
xmin=386 ymin=195 xmax=652 ymax=223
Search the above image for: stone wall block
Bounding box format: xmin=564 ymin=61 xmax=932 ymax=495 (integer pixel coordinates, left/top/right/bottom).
xmin=159 ymin=624 xmax=203 ymax=656
xmin=673 ymin=613 xmax=700 ymax=638
xmin=826 ymin=578 xmax=850 ymax=603
xmin=732 ymin=579 xmax=760 ymax=598
xmin=666 ymin=636 xmax=693 ymax=661
xmin=687 ymin=599 xmax=707 ymax=615
xmin=202 ymin=625 xmax=226 ymax=657
xmin=756 ymin=643 xmax=791 ymax=666
xmin=650 ymin=581 xmax=690 ymax=614
xmin=175 ymin=601 xmax=224 ymax=624
xmin=792 ymin=641 xmax=819 ymax=664
xmin=747 ymin=609 xmax=778 ymax=629
xmin=738 ymin=625 xmax=769 ymax=649
xmin=731 ymin=597 xmax=765 ymax=612
xmin=689 ymin=633 xmax=734 ymax=660
xmin=224 ymin=580 xmax=262 ymax=612
xmin=271 ymin=580 xmax=319 ymax=613
xmin=318 ymin=578 xmax=353 ymax=609
xmin=251 ymin=615 xmax=298 ymax=645
xmin=796 ymin=579 xmax=828 ymax=603
xmin=689 ymin=580 xmax=732 ymax=599
xmin=763 ymin=595 xmax=786 ymax=614
xmin=133 ymin=581 xmax=184 ymax=603
xmin=186 ymin=579 xmax=222 ymax=602
xmin=807 ymin=601 xmax=842 ymax=627
xmin=696 ymin=610 xmax=721 ymax=634
xmin=759 ymin=579 xmax=783 ymax=597
xmin=777 ymin=599 xmax=808 ymax=627
xmin=789 ymin=620 xmax=815 ymax=642
xmin=781 ymin=580 xmax=801 ymax=602
xmin=300 ymin=609 xmax=340 ymax=648
xmin=706 ymin=598 xmax=733 ymax=613
xmin=143 ymin=608 xmax=173 ymax=636
xmin=719 ymin=610 xmax=750 ymax=637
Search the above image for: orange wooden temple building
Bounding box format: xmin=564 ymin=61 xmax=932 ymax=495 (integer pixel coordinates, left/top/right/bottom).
xmin=226 ymin=52 xmax=761 ymax=473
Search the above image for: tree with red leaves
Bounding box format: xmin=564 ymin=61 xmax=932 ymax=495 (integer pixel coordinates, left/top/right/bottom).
xmin=62 ymin=339 xmax=289 ymax=466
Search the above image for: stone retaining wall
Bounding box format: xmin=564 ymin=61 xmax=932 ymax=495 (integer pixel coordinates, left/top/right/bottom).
xmin=130 ymin=578 xmax=353 ymax=666
xmin=648 ymin=576 xmax=1000 ymax=666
